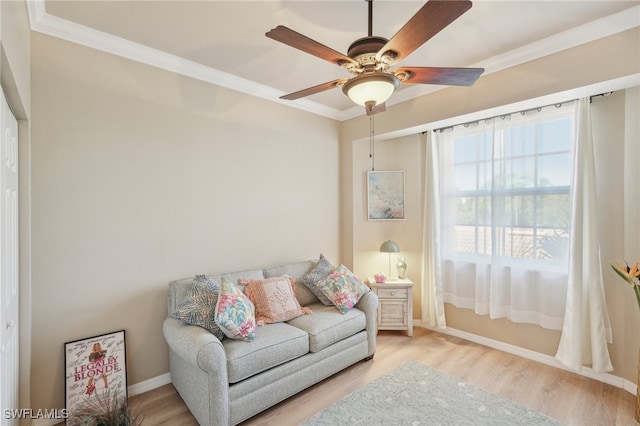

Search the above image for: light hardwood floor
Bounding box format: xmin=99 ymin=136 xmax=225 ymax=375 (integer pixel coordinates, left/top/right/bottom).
xmin=130 ymin=327 xmax=637 ymax=425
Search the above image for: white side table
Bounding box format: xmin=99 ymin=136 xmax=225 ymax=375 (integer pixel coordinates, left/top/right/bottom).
xmin=369 ymin=279 xmax=414 ymax=337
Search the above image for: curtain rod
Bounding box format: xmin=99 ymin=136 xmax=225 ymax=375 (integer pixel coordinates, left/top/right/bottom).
xmin=589 ymin=91 xmax=614 ymax=102
xmin=422 ymin=91 xmax=614 ymax=134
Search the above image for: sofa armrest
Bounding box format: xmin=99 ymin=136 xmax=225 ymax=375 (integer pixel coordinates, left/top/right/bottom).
xmin=355 ymin=291 xmax=379 ymax=357
xmin=162 ymin=317 xmax=228 ymax=377
xmin=356 ymin=290 xmax=378 ymax=314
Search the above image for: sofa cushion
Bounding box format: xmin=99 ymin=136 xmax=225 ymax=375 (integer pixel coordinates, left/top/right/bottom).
xmin=222 ymin=322 xmax=309 ymax=383
xmin=263 ymin=260 xmax=315 ymax=280
xmin=215 ymin=279 xmax=257 ymax=342
xmin=286 ymin=303 xmax=366 ymax=353
xmin=299 ymin=254 xmax=335 ymax=306
xmin=242 ymin=276 xmax=305 ymax=324
xmin=263 ymin=260 xmax=317 ymax=306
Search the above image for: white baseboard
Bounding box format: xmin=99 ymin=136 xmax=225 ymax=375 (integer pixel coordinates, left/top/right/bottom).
xmin=128 ymin=372 xmax=171 ymax=396
xmin=417 ymin=321 xmax=637 ymax=396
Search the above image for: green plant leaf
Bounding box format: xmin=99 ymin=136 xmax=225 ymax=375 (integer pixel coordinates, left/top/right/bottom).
xmin=610 ymin=263 xmax=634 ymax=285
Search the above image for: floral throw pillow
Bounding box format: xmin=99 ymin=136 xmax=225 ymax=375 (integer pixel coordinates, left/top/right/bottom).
xmin=316 ymin=265 xmax=370 ymax=314
xmin=214 ymin=279 xmax=256 ymax=342
xmin=171 ymin=275 xmax=225 ymax=340
xmin=299 ymin=254 xmax=335 ymax=306
xmin=242 ymin=275 xmax=309 ymax=324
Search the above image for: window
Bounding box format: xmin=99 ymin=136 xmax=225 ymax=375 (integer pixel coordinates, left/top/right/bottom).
xmin=433 ymin=102 xmax=576 ymax=330
xmin=446 ymin=113 xmax=572 ymax=269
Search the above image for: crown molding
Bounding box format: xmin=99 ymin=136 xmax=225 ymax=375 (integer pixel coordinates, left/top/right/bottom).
xmin=27 ymin=1 xmax=639 ymax=122
xmin=26 ymin=0 xmax=344 ymax=120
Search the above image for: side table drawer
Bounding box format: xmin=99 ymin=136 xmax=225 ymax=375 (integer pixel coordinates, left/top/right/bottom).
xmin=377 ymin=288 xmax=408 ymax=299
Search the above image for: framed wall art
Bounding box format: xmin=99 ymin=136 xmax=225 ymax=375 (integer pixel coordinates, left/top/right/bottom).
xmin=367 ymin=171 xmax=405 ymax=220
xmin=64 ymin=330 xmax=127 ymax=415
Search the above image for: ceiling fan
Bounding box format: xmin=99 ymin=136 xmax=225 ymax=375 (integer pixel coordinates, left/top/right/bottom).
xmin=266 ymin=0 xmax=484 ymax=115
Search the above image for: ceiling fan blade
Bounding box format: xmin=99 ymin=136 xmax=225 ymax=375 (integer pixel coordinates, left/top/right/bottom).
xmin=280 ymin=78 xmax=347 ymax=101
xmin=266 ymin=25 xmax=356 ymax=67
xmin=396 ymin=66 xmax=484 ymax=86
xmin=377 ymin=0 xmax=472 ymax=63
xmin=366 ymin=102 xmax=386 ymax=116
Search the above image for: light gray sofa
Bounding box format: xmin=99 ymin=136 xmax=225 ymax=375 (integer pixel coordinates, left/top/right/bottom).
xmin=162 ymin=259 xmax=379 ymax=426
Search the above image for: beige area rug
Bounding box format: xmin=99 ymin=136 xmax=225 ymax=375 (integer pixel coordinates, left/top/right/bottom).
xmin=302 ymin=360 xmax=564 ymax=426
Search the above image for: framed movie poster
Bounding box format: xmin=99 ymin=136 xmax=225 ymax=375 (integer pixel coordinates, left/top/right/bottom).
xmin=65 ymin=330 xmax=127 ymax=415
xmin=367 ymin=171 xmax=405 ymax=220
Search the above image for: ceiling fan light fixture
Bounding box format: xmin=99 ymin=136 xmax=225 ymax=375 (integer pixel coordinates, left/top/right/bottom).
xmin=342 ymin=73 xmax=400 ymax=106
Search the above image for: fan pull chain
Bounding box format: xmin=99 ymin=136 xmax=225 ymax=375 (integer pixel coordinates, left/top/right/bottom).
xmin=369 ymin=113 xmax=375 ymax=171
xmin=367 ymin=0 xmax=373 ymax=37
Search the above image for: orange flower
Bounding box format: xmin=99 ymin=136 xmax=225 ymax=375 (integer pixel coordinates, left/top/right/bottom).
xmin=611 ymin=261 xmax=640 ymax=311
xmin=612 ymin=262 xmax=640 ymax=285
xmin=630 ymin=262 xmax=640 ymax=279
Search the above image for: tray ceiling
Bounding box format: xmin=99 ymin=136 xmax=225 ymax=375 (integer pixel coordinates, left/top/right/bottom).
xmin=29 ymin=1 xmax=640 ymax=120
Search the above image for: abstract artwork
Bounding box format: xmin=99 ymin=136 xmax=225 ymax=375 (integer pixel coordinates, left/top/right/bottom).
xmin=367 ymin=171 xmax=405 ymax=220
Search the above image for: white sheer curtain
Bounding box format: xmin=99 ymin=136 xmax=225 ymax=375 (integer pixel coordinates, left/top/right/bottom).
xmin=427 ymin=103 xmax=576 ymax=330
xmin=421 ymin=131 xmax=446 ymax=328
xmin=423 ymin=97 xmax=614 ymax=370
xmin=555 ymin=98 xmax=613 ymax=373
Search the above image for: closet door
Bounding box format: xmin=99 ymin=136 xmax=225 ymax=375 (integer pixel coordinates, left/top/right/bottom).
xmin=0 ymin=88 xmax=19 ymax=426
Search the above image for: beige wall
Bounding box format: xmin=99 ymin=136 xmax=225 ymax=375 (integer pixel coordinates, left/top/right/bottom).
xmin=341 ymin=28 xmax=640 ymax=384
xmin=30 ymin=33 xmax=341 ymax=411
xmin=351 ymin=134 xmax=424 ymax=315
xmin=22 ymin=6 xmax=640 ymax=414
xmin=591 ymin=89 xmax=640 ymax=383
xmin=1 ymin=0 xmax=32 ymax=416
xmin=623 ymin=87 xmax=640 ymax=383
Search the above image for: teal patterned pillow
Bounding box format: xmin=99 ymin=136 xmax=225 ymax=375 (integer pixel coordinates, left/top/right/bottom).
xmin=171 ymin=275 xmax=225 ymax=340
xmin=214 ymin=279 xmax=256 ymax=342
xmin=300 ymin=254 xmax=335 ymax=306
xmin=316 ymin=265 xmax=370 ymax=314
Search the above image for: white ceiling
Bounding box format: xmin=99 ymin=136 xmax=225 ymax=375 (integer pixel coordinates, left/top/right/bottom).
xmin=28 ymin=1 xmax=640 ymax=120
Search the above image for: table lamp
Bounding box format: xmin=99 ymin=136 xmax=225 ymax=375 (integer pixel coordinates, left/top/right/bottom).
xmin=379 ymin=240 xmax=400 ymax=278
